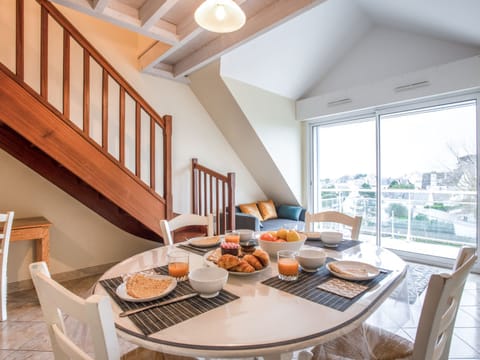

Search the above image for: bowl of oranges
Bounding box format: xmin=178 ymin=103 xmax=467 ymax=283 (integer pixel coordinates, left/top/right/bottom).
xmin=257 ymin=229 xmax=306 ymax=256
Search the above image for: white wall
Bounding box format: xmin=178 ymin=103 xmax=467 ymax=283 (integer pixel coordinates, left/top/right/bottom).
xmin=222 ymin=76 xmax=303 ymax=204
xmin=298 ymin=26 xmax=480 ymax=120
xmin=304 ymin=26 xmax=480 ymax=97
xmin=0 ymin=0 xmax=263 ymax=281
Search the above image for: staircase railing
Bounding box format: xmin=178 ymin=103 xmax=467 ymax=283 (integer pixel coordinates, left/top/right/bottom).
xmin=11 ymin=0 xmax=172 ymax=219
xmin=192 ymin=158 xmax=235 ymax=234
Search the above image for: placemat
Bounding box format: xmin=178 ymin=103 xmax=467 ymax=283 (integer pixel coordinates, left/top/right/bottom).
xmin=176 ymin=243 xmax=218 ymax=256
xmin=262 ymin=258 xmax=390 ymax=312
xmin=317 ymin=278 xmax=368 ymax=299
xmin=100 ymin=266 xmax=239 ymax=335
xmin=305 ymin=239 xmax=362 ymax=252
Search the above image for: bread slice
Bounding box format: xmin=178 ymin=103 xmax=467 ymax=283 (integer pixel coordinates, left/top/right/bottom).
xmin=126 ymin=274 xmax=173 ymax=299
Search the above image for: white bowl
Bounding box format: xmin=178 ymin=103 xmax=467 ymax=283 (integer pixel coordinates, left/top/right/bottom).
xmin=236 ymin=229 xmax=255 ymax=241
xmin=320 ymin=231 xmax=343 ymax=246
xmin=258 ymin=235 xmax=306 ymax=257
xmin=296 ymin=249 xmax=326 ymax=272
xmin=189 ymin=267 xmax=228 ymax=298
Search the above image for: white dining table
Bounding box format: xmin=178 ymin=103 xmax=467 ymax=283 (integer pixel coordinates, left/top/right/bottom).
xmin=93 ymin=242 xmax=407 ymax=359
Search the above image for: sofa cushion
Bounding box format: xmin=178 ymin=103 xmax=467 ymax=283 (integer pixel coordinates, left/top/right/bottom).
xmin=258 ymin=200 xmax=278 ymax=221
xmin=277 ymin=205 xmax=303 ymax=221
xmin=239 ymin=203 xmax=263 ymax=221
xmin=261 ymin=218 xmax=304 ymax=232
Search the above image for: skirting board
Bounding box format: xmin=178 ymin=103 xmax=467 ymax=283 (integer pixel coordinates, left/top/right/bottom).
xmin=7 ymin=261 xmax=119 ymax=294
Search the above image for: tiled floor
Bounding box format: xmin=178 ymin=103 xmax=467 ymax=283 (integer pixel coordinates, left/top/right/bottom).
xmin=0 ymin=265 xmax=479 ymax=359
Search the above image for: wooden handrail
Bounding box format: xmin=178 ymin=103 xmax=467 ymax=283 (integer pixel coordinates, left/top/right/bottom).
xmin=10 ymin=0 xmax=172 ymax=220
xmin=192 ymin=159 xmax=235 ymax=234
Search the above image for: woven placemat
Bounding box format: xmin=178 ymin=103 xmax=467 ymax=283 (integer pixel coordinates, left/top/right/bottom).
xmin=176 ymin=244 xmax=218 ymax=256
xmin=100 ymin=266 xmax=239 ymax=335
xmin=305 ymin=239 xmax=362 ymax=252
xmin=262 ymin=258 xmax=390 ymax=312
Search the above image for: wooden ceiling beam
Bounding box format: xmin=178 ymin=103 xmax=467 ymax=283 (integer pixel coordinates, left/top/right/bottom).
xmin=173 ymin=0 xmax=326 ymax=78
xmin=50 ymin=0 xmax=179 ymax=45
xmin=92 ymin=0 xmax=109 ymax=12
xmin=140 ymin=0 xmax=180 ymax=30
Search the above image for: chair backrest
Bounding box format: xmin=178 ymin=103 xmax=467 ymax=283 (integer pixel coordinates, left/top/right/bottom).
xmin=29 ymin=262 xmax=120 ymax=360
xmin=305 ymin=211 xmax=363 ymax=240
xmin=160 ymin=213 xmax=214 ymax=245
xmin=413 ymin=246 xmax=477 ymax=360
xmin=1 ymin=211 xmax=14 ymax=321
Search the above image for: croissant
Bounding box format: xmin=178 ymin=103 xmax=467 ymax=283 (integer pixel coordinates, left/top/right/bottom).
xmin=243 ymin=254 xmax=263 ymax=270
xmin=252 ymin=249 xmax=269 ymax=267
xmin=231 ymin=260 xmax=255 ymax=273
xmin=217 ymin=254 xmax=241 ymax=270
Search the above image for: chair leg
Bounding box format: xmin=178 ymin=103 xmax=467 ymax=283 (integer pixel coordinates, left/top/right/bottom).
xmin=0 ymin=275 xmax=6 ymax=321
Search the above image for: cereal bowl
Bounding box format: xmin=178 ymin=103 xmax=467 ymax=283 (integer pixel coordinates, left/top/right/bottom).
xmin=188 ymin=267 xmax=228 ymax=298
xmin=320 ymin=231 xmax=343 ymax=246
xmin=236 ymin=229 xmax=255 ymax=241
xmin=296 ymin=248 xmax=326 ymax=272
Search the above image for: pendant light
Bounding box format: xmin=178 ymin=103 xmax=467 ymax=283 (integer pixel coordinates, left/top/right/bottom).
xmin=194 ymin=0 xmax=246 ymax=33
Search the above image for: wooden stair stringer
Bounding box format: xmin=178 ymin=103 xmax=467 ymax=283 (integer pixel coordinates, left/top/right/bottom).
xmin=0 ymin=66 xmax=165 ymax=241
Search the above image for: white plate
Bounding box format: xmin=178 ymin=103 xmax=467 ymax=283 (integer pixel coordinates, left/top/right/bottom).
xmin=116 ymin=274 xmax=177 ymax=302
xmin=188 ymin=236 xmax=222 ymax=248
xmin=203 ymin=250 xmax=269 ymax=276
xmin=326 ymin=260 xmax=380 ymax=281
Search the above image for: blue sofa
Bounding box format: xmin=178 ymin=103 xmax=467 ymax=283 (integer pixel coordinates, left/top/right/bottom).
xmin=235 ymin=205 xmax=306 ymax=232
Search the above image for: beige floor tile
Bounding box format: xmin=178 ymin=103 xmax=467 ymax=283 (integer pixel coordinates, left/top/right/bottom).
xmin=2 ymin=351 xmax=55 ymax=360
xmin=0 ymin=351 xmax=14 ymax=360
xmin=0 ymin=322 xmax=48 ymax=350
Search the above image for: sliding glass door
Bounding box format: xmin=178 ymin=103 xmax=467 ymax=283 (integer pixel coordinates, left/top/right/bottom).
xmin=311 ymin=119 xmax=377 ymax=245
xmin=310 ymin=95 xmax=478 ymax=264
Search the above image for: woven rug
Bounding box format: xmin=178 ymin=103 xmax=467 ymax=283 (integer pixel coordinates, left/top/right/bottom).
xmin=405 ymin=263 xmax=440 ymax=304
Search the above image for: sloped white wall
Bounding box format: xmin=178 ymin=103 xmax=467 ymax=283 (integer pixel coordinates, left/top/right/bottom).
xmin=304 ymin=26 xmax=480 ymax=97
xmin=0 ymin=0 xmax=263 ymax=282
xmin=222 ymin=76 xmax=304 ymax=204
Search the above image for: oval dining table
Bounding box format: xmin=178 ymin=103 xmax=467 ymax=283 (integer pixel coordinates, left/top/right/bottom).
xmin=93 ymin=241 xmax=407 ymax=359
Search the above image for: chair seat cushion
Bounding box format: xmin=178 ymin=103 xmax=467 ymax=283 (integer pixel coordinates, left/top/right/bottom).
xmin=311 ymin=324 xmax=413 ymax=360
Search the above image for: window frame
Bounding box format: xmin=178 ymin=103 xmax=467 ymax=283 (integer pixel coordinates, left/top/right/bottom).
xmin=307 ymin=91 xmax=480 ymax=271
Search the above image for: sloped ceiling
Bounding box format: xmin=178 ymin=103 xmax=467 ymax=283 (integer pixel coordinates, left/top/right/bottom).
xmin=221 ymin=0 xmax=480 ymax=100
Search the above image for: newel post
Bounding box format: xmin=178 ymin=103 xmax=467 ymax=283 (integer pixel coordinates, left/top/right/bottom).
xmin=227 ymin=172 xmax=235 ymax=230
xmin=192 ymin=158 xmax=199 ymax=214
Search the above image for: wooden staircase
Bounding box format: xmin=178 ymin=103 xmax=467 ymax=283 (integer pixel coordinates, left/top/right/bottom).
xmin=0 ymin=0 xmax=172 ymax=242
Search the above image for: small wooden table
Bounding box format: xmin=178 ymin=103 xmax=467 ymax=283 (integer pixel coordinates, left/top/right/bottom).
xmin=9 ymin=217 xmax=51 ymax=264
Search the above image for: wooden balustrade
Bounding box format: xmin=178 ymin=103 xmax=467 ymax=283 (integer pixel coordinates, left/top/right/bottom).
xmin=192 ymin=158 xmax=235 ymax=234
xmin=11 ymin=0 xmax=172 ymax=220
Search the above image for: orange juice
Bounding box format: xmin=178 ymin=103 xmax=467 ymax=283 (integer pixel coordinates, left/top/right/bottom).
xmin=168 ymin=262 xmax=189 ymax=278
xmin=224 ymin=232 xmax=240 ymax=244
xmin=278 ymin=258 xmax=299 ymax=276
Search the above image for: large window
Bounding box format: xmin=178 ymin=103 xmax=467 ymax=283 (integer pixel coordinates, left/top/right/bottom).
xmin=310 ymin=95 xmax=478 ymax=263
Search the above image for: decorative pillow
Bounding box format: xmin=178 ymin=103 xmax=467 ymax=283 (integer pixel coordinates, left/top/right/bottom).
xmin=239 ymin=203 xmax=263 ymax=221
xmin=257 ymin=200 xmax=278 ymax=221
xmin=277 ymin=205 xmax=303 ymax=221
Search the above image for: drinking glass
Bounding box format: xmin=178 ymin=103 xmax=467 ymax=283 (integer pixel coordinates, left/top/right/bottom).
xmin=277 ymin=250 xmax=299 ymax=281
xmin=224 ymin=231 xmax=240 ymax=244
xmin=167 ymin=250 xmax=189 ymax=281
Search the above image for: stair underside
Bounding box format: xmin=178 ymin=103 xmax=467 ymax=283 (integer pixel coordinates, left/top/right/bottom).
xmin=0 ymin=66 xmax=165 ymax=243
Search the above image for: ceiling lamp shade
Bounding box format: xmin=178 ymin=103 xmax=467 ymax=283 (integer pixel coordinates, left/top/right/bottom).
xmin=194 ymin=0 xmax=246 ymax=33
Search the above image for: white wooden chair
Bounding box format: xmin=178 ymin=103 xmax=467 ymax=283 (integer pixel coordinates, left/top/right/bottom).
xmin=300 ymin=246 xmax=477 ymax=360
xmin=160 ymin=214 xmax=214 ymax=246
xmin=29 ymin=262 xmax=194 ymax=360
xmin=0 ymin=211 xmax=14 ymax=321
xmin=305 ymin=211 xmax=362 ymax=240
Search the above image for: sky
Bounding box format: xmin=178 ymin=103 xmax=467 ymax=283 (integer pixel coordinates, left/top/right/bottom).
xmin=315 ymin=101 xmax=476 ymax=180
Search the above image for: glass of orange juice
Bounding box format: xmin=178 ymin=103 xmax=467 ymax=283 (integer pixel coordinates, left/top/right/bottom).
xmin=167 ymin=250 xmax=189 ymax=281
xmin=224 ymin=231 xmax=240 ymax=244
xmin=277 ymin=250 xmax=299 ymax=281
